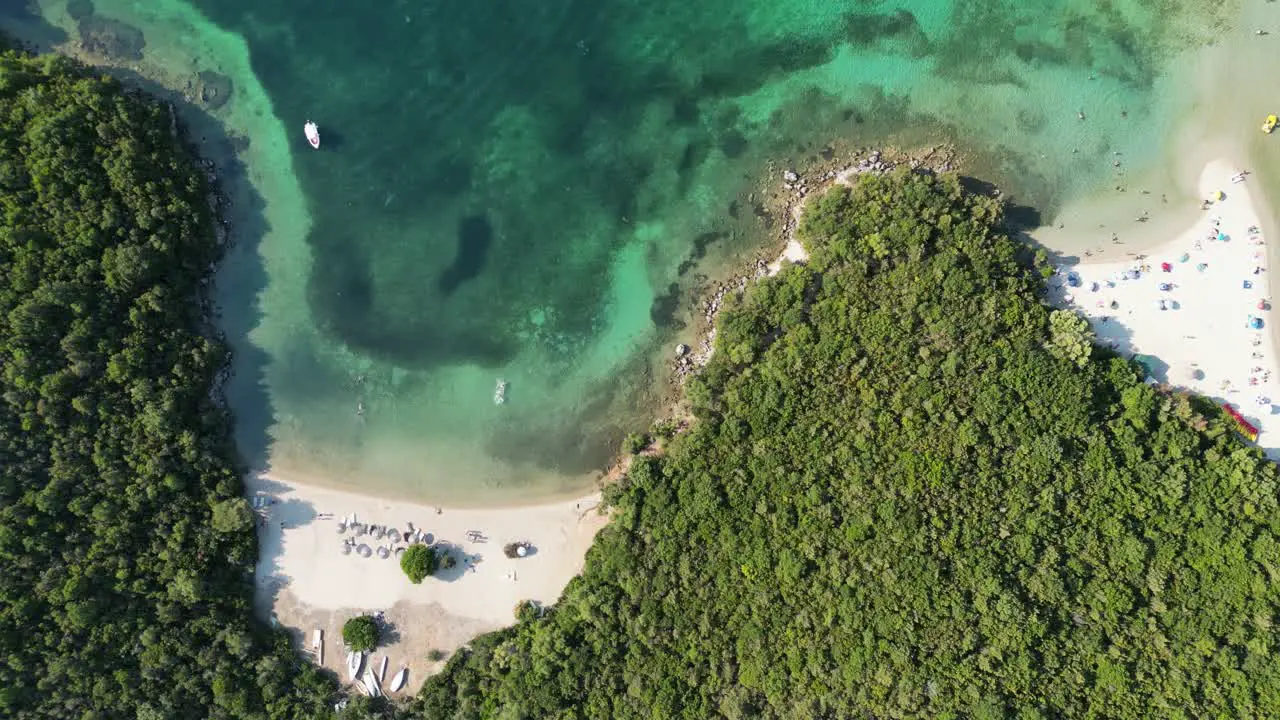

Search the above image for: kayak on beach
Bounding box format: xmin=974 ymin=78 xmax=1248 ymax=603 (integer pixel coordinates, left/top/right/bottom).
xmin=304 ymin=120 xmax=320 ymax=149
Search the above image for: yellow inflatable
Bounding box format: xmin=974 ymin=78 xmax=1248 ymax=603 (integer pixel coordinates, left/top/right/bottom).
xmin=1263 ymin=114 xmax=1278 ymax=134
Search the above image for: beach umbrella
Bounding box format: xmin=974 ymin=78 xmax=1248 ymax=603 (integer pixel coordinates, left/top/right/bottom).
xmin=1161 ymin=262 xmax=1173 ymax=272
xmin=377 ymin=546 xmax=390 ymax=559
xmin=342 ymin=544 xmax=352 ymax=555
xmin=336 ymin=523 xmax=347 ymax=534
xmin=358 ymin=544 xmax=373 ymax=558
xmin=1260 ymin=300 xmax=1270 ymax=310
xmin=1197 ymin=263 xmax=1208 ymax=271
xmin=1179 ymin=253 xmax=1190 ymax=263
xmin=1244 ymin=280 xmax=1254 ymax=289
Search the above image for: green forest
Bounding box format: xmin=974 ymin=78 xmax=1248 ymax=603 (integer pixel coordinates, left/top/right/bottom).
xmin=0 ymin=49 xmax=343 ymax=718
xmin=415 ymin=171 xmax=1280 ymax=718
xmin=5 ymin=40 xmax=1280 ymax=720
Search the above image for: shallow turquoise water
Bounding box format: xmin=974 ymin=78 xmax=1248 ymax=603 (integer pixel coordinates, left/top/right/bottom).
xmin=14 ymin=0 xmax=1232 ymax=502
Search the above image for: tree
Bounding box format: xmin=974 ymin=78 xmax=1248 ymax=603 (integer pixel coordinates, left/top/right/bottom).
xmin=342 ymin=615 xmax=380 ymax=653
xmin=211 ymin=497 xmax=253 ymax=534
xmin=1046 ymin=308 xmax=1094 ymax=367
xmin=400 ymin=543 xmax=439 ymax=583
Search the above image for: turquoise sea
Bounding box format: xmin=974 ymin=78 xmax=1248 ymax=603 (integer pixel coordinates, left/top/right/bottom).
xmin=2 ymin=0 xmax=1240 ymax=503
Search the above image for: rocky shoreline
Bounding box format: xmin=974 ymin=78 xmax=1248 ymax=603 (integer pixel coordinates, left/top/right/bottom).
xmin=670 ymin=144 xmax=962 ymax=384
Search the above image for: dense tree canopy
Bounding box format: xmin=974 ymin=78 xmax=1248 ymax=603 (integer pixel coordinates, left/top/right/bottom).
xmin=414 ymin=170 xmax=1280 ymax=718
xmin=0 ymin=49 xmax=339 ymax=718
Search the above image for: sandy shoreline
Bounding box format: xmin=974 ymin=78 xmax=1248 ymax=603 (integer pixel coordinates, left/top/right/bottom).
xmin=1048 ymin=159 xmax=1280 ymax=459
xmin=248 ymin=473 xmax=608 ymax=694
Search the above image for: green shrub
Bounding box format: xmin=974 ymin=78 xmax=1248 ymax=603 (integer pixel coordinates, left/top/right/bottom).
xmin=621 ymin=432 xmax=650 ymax=455
xmin=342 ymin=615 xmax=379 ymax=653
xmin=400 ymin=543 xmax=439 ymax=583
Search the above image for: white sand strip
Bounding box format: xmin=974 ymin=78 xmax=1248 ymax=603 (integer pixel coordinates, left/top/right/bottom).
xmin=248 ymin=473 xmax=607 ymax=623
xmin=1048 ymin=160 xmax=1280 ymax=459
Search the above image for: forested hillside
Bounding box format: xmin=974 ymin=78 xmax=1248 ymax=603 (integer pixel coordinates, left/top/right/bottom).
xmin=0 ymin=49 xmax=339 ymax=718
xmin=416 ymin=170 xmax=1280 ymax=718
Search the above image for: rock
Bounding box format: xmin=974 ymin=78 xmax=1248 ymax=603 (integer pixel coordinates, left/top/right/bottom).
xmin=78 ymin=16 xmax=145 ymax=61
xmin=66 ymin=0 xmax=95 ymax=21
xmin=675 ymin=343 xmax=689 ymax=358
xmin=783 ymin=170 xmax=799 ymax=183
xmin=197 ymin=71 xmax=233 ymax=110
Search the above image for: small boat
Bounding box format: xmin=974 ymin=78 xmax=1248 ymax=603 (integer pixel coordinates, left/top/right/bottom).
xmin=1263 ymin=114 xmax=1278 ymax=134
xmin=362 ymin=667 xmax=382 ymax=697
xmin=379 ymin=655 xmax=389 ymax=683
xmin=304 ymin=120 xmax=321 ymax=149
xmin=494 ymin=379 xmax=508 ymax=405
xmin=390 ymin=667 xmax=409 ymax=692
xmin=346 ymin=651 xmax=364 ymax=681
xmin=312 ymin=629 xmax=324 ymax=664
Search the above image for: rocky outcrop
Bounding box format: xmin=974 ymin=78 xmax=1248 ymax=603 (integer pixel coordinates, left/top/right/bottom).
xmin=196 ymin=71 xmax=232 ymax=110
xmin=77 ymin=16 xmax=145 ymax=61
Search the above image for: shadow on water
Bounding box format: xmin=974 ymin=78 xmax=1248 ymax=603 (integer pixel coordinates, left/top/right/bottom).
xmin=314 ymin=124 xmax=345 ymax=152
xmin=97 ymin=66 xmax=277 ymax=472
xmin=0 ymin=13 xmax=277 ymax=471
xmin=0 ymin=2 xmax=69 ymax=48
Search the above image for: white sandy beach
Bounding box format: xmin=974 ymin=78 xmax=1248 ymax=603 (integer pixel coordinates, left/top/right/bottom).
xmin=247 ymin=473 xmax=607 ymax=694
xmin=1047 ymin=159 xmax=1280 ymax=459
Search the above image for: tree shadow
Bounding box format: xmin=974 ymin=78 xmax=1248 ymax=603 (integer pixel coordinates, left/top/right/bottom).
xmin=250 ymin=494 xmax=319 ymax=616
xmin=87 ymin=66 xmax=277 ymax=473
xmin=375 ymin=615 xmax=402 ymax=646
xmin=0 ymin=3 xmax=69 ymax=49
xmin=432 ymin=542 xmax=481 ymax=583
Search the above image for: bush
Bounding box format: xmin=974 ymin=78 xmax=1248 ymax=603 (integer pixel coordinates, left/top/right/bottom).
xmin=400 ymin=544 xmax=438 ymax=583
xmin=513 ymin=600 xmax=542 ymax=623
xmin=342 ymin=615 xmax=379 ymax=653
xmin=621 ymin=432 xmax=650 ymax=455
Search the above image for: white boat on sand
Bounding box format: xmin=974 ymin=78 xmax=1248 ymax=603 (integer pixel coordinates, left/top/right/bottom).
xmin=346 ymin=651 xmax=364 ymax=681
xmin=390 ymin=667 xmax=408 ymax=692
xmin=362 ymin=667 xmax=382 ymax=697
xmin=379 ymin=655 xmax=389 ymax=683
xmin=304 ymin=120 xmax=320 ymax=150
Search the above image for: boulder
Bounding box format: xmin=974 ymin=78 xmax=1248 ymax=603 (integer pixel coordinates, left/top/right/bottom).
xmin=197 ymin=71 xmax=233 ymax=110
xmin=77 ymin=16 xmax=145 ymax=61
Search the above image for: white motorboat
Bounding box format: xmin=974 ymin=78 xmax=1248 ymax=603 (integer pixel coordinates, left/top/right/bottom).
xmin=390 ymin=667 xmax=408 ymax=692
xmin=494 ymin=379 xmax=508 ymax=405
xmin=379 ymin=655 xmax=389 ymax=683
xmin=346 ymin=651 xmax=364 ymax=681
xmin=304 ymin=120 xmax=320 ymax=149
